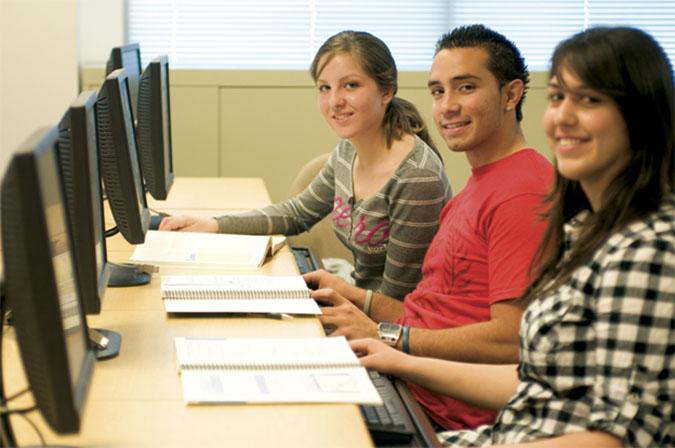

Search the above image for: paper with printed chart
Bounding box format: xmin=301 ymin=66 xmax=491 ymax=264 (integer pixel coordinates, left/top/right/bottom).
xmin=174 ymin=336 xmax=382 ymax=404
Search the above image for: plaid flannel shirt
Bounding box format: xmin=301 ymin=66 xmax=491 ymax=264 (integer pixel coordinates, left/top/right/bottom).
xmin=440 ymin=194 xmax=675 ymax=447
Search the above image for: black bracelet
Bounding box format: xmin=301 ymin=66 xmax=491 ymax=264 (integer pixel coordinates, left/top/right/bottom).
xmin=402 ymin=326 xmax=410 ymax=354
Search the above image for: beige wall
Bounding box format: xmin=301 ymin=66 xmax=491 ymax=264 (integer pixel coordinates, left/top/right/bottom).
xmin=0 ymin=0 xmax=79 ymax=178
xmin=78 ymin=0 xmax=125 ymax=65
xmin=82 ymin=68 xmax=552 ymax=203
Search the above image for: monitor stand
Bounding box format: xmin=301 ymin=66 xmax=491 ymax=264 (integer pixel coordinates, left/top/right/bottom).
xmin=108 ymin=262 xmax=150 ymax=287
xmin=88 ymin=328 xmax=121 ymax=360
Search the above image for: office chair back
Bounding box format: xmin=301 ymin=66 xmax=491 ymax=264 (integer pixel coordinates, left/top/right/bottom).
xmin=286 ymin=153 xmax=353 ymax=263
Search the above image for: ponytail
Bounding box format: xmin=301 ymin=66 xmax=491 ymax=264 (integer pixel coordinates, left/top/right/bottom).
xmin=383 ymin=97 xmax=442 ymax=161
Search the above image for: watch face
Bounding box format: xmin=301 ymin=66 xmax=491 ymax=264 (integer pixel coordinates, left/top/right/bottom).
xmin=379 ymin=322 xmax=400 ymax=333
xmin=378 ymin=322 xmax=402 ymax=346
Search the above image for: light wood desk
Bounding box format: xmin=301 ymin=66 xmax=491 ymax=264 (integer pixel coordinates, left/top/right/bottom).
xmin=146 ymin=177 xmax=273 ymax=211
xmin=5 ymin=177 xmax=373 ymax=447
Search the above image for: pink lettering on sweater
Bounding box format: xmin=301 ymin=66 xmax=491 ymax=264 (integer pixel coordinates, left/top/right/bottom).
xmin=332 ymin=196 xmax=390 ymax=247
xmin=332 ymin=196 xmax=351 ymax=228
xmin=354 ymin=216 xmax=390 ymax=246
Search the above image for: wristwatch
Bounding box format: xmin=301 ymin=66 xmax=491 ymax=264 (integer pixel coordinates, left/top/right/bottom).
xmin=377 ymin=322 xmax=403 ymax=346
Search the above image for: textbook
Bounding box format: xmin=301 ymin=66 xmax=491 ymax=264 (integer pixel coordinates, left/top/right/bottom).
xmin=128 ymin=230 xmax=286 ymax=269
xmin=174 ymin=336 xmax=382 ymax=405
xmin=160 ymin=274 xmax=320 ymax=315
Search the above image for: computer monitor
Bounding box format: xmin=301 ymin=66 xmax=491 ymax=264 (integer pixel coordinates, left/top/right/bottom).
xmin=57 ymin=91 xmax=121 ymax=359
xmin=105 ymin=43 xmax=142 ymax=119
xmin=57 ymin=90 xmax=111 ymax=315
xmin=97 ymin=68 xmax=151 ymax=245
xmin=1 ymin=126 xmax=96 ymax=434
xmin=137 ymin=55 xmax=174 ymax=200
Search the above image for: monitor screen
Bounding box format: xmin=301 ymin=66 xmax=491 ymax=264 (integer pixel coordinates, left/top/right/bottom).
xmin=105 ymin=43 xmax=142 ymax=119
xmin=57 ymin=90 xmax=111 ymax=314
xmin=1 ymin=126 xmax=96 ymax=434
xmin=137 ymin=55 xmax=174 ymax=200
xmin=96 ymin=68 xmax=151 ymax=244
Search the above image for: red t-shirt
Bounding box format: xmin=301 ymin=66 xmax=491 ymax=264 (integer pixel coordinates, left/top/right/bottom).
xmin=398 ymin=148 xmax=554 ymax=430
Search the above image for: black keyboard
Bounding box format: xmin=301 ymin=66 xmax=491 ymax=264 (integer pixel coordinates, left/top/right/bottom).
xmin=361 ymin=370 xmax=440 ymax=447
xmin=290 ymin=246 xmax=323 ymax=273
xmin=290 ymin=246 xmax=439 ymax=446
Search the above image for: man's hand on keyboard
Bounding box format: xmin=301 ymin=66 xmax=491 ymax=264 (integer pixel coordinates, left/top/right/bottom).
xmin=311 ymin=288 xmax=378 ymax=340
xmin=349 ymin=338 xmax=408 ymax=376
xmin=303 ymin=269 xmax=356 ymax=298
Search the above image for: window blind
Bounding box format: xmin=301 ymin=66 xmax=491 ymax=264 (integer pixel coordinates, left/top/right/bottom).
xmin=587 ymin=0 xmax=675 ymax=59
xmin=128 ymin=0 xmax=445 ymax=70
xmin=453 ymin=0 xmax=675 ymax=71
xmin=128 ymin=1 xmax=675 ymax=71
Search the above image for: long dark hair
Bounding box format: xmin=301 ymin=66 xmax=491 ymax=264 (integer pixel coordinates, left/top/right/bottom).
xmin=310 ymin=30 xmax=441 ymax=158
xmin=521 ymin=26 xmax=675 ymax=305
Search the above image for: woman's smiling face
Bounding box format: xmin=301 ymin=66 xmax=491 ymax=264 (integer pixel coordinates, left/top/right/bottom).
xmin=316 ymin=53 xmax=392 ymax=144
xmin=544 ymin=66 xmax=631 ymax=208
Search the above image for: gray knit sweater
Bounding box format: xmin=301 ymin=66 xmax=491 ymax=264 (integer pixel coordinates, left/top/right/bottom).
xmin=216 ymin=136 xmax=451 ymax=300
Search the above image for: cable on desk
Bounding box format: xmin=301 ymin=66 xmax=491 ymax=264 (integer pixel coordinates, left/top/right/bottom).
xmin=1 ymin=388 xmax=30 ymax=404
xmin=15 ymin=412 xmax=45 ymax=447
xmin=0 ymin=406 xmax=45 ymax=447
xmin=105 ymin=225 xmax=120 ymax=238
xmin=0 ymin=405 xmax=36 ymax=415
xmin=100 ymin=194 xmax=119 ymax=237
xmin=0 ymin=291 xmax=17 ymax=447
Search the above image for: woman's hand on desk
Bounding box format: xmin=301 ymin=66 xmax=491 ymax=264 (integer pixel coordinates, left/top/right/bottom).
xmin=349 ymin=338 xmax=409 ymax=376
xmin=158 ymin=215 xmax=219 ymax=232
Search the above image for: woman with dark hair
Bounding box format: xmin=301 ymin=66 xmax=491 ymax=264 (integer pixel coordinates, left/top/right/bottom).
xmin=160 ymin=31 xmax=451 ymax=300
xmin=350 ymin=26 xmax=674 ymax=446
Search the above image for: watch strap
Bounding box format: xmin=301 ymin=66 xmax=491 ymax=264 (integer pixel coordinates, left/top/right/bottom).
xmin=402 ymin=326 xmax=410 ymax=354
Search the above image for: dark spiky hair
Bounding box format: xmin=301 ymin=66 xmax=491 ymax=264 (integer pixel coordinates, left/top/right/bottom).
xmin=436 ymin=24 xmax=529 ymax=121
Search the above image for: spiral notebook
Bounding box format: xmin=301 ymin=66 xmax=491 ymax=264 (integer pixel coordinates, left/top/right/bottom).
xmin=174 ymin=336 xmax=382 ymax=404
xmin=161 ymin=275 xmax=321 ymax=315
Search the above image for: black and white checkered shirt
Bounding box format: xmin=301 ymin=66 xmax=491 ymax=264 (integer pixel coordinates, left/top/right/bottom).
xmin=440 ymin=194 xmax=675 ymax=447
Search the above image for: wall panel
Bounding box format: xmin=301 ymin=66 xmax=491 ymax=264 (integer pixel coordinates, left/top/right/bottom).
xmin=81 ymin=68 xmax=551 ymax=203
xmin=219 ymin=87 xmax=335 ymax=202
xmin=172 ymin=86 xmax=220 ymax=177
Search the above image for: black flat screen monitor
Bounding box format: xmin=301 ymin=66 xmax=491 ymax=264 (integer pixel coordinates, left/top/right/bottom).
xmin=97 ymin=68 xmax=151 ymax=245
xmin=137 ymin=55 xmax=174 ymax=200
xmin=57 ymin=90 xmax=111 ymax=315
xmin=1 ymin=126 xmax=96 ymax=434
xmin=105 ymin=43 xmax=142 ymax=119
